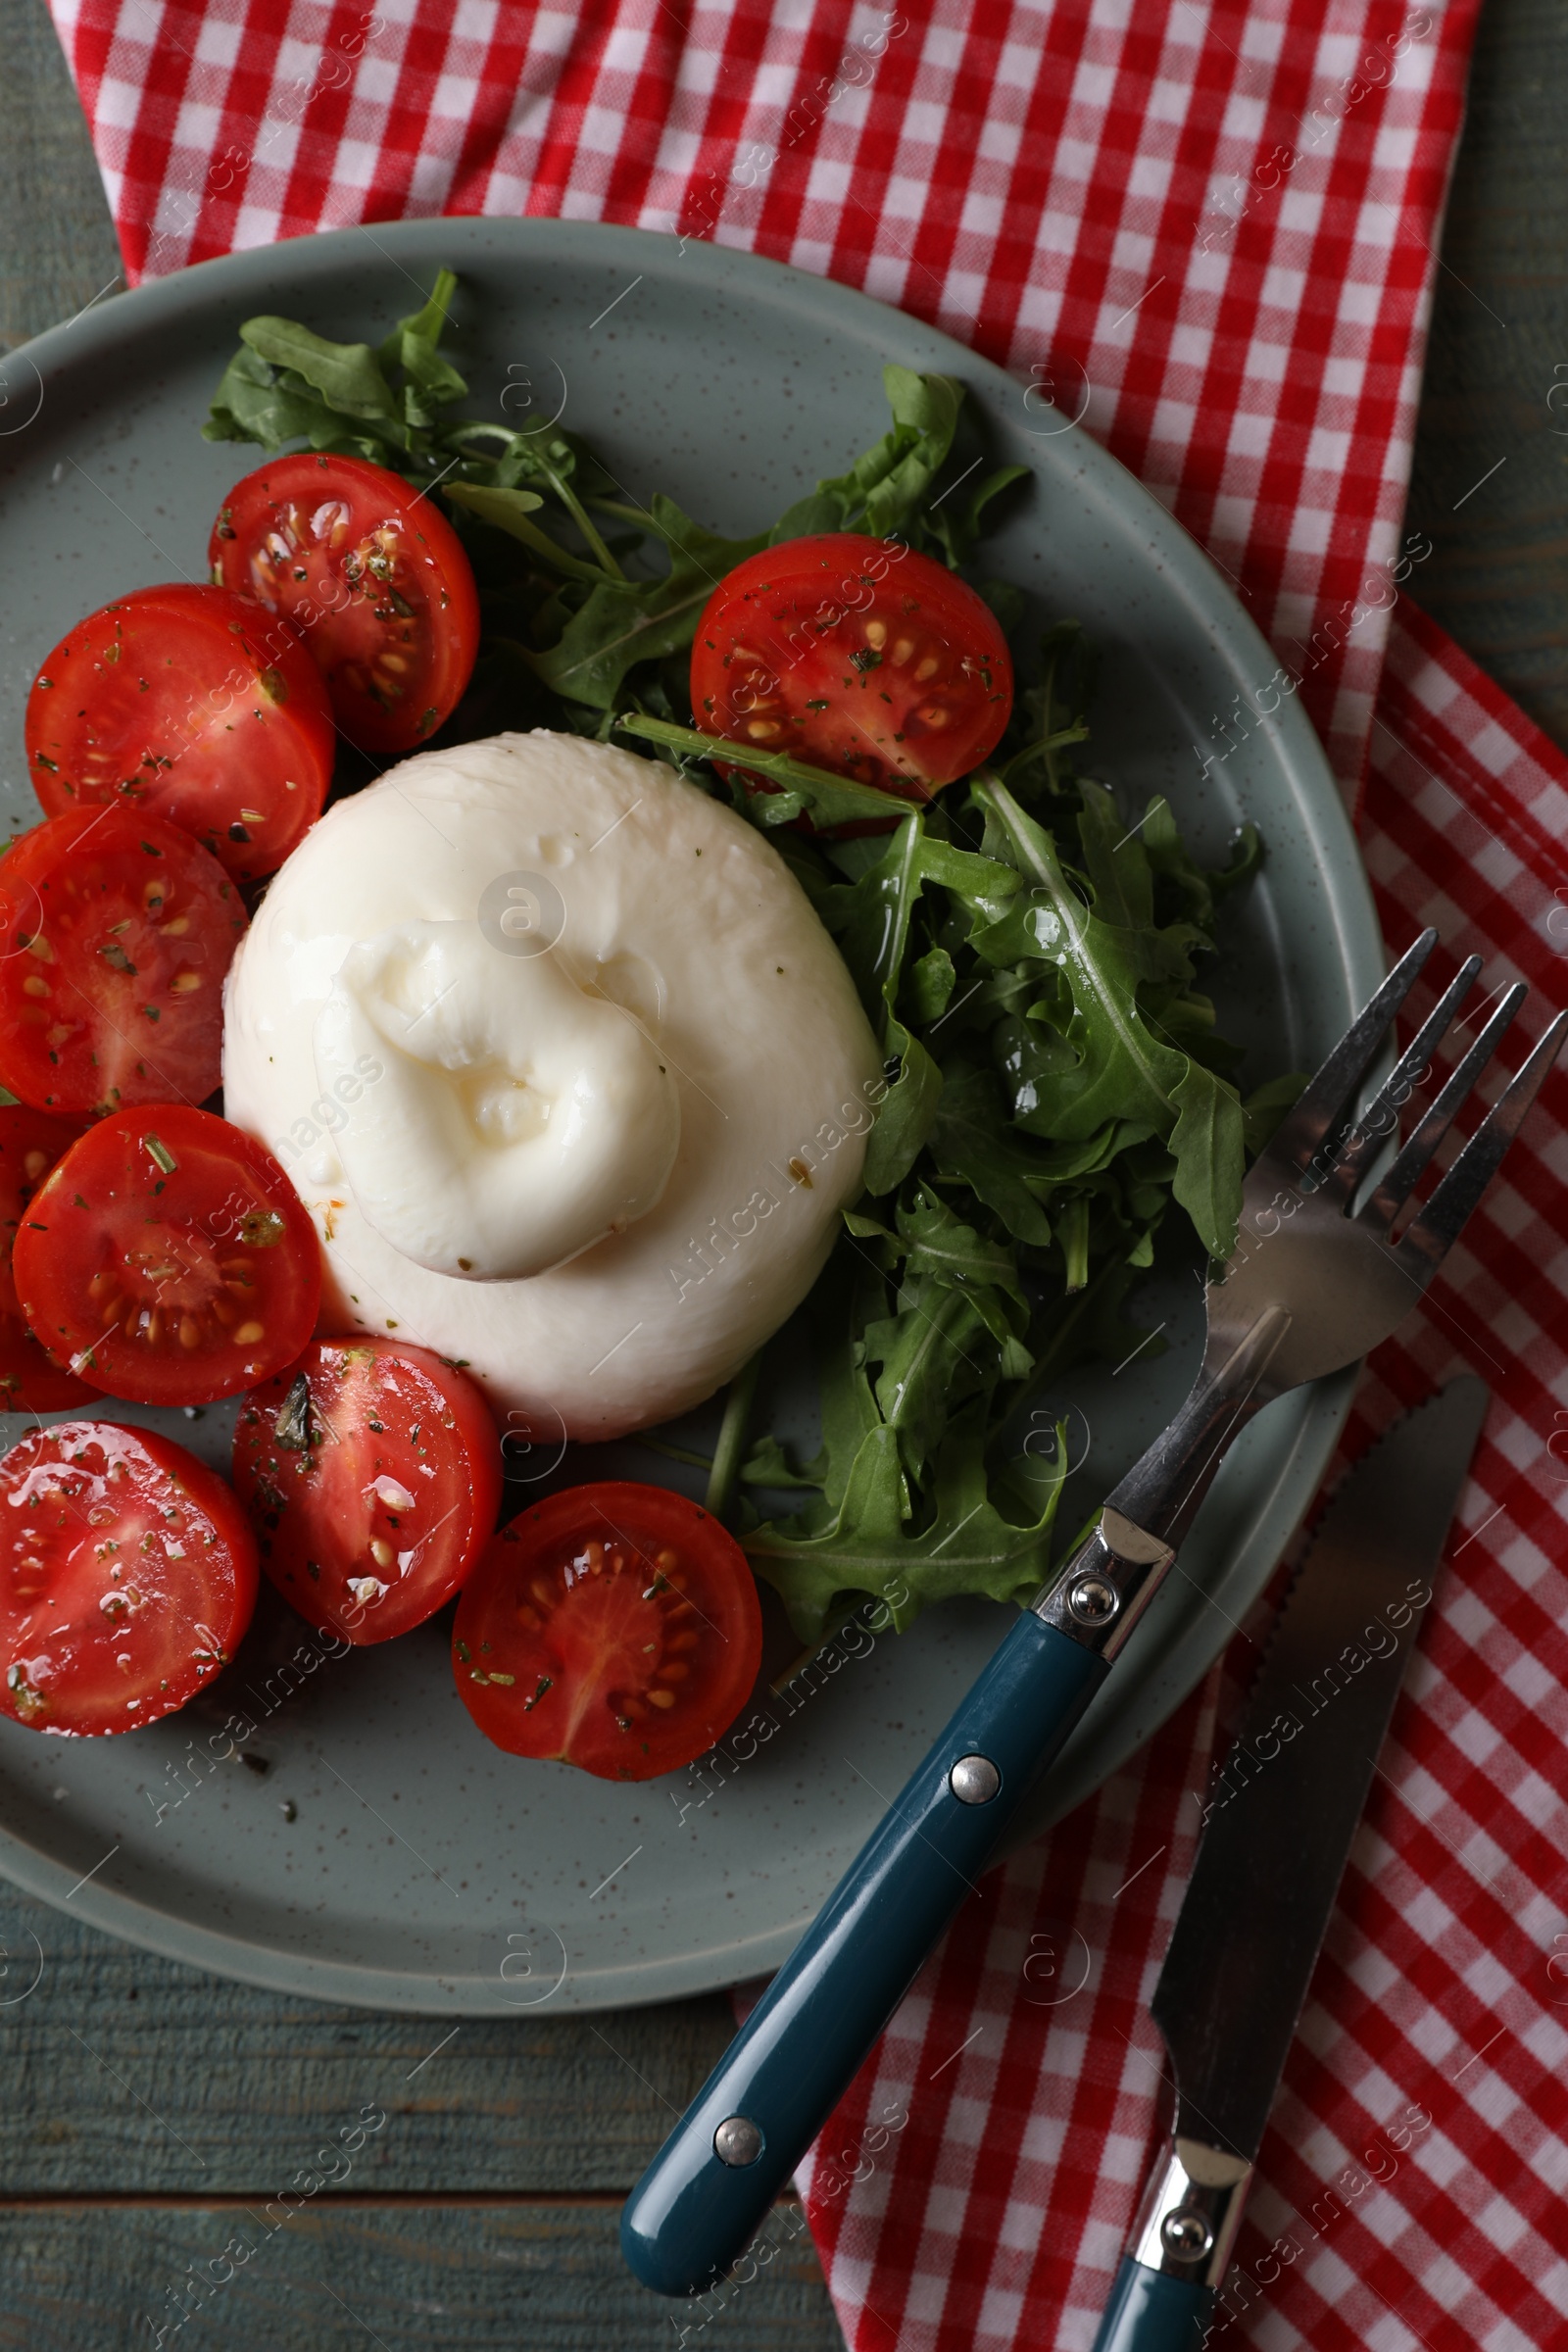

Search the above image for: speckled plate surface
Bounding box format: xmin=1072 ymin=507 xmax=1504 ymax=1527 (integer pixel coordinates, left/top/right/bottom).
xmin=0 ymin=220 xmax=1379 ymax=2013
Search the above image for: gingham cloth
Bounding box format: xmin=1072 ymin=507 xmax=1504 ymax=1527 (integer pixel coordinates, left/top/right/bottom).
xmin=39 ymin=3 xmax=1568 ymax=2347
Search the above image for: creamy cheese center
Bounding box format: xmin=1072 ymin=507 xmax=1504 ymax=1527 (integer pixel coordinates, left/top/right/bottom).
xmin=312 ymin=919 xmax=680 ymax=1280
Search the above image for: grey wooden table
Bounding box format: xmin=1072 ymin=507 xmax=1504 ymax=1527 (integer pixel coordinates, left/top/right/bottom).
xmin=0 ymin=2 xmax=1561 ymax=2345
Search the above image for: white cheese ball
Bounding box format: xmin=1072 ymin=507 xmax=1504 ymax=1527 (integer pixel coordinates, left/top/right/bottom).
xmin=221 ymin=732 xmax=882 ymax=1439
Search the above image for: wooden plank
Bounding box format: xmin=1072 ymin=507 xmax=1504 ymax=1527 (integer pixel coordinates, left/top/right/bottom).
xmin=0 ymin=0 xmax=122 ymax=353
xmin=0 ymin=1886 xmax=745 ymax=2192
xmin=1406 ymin=0 xmax=1568 ymax=751
xmin=0 ymin=2206 xmax=846 ymax=2350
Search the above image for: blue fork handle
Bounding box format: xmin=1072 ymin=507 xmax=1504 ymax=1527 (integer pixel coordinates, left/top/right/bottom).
xmin=620 ymin=1612 xmax=1106 ymax=2296
xmin=1089 ymin=2259 xmax=1216 ymax=2352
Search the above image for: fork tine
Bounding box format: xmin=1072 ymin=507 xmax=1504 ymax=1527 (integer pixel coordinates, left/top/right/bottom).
xmin=1324 ymin=953 xmax=1483 ymax=1202
xmin=1396 ymin=1007 xmax=1568 ymax=1277
xmin=1361 ymin=978 xmax=1524 ymax=1228
xmin=1258 ymin=927 xmax=1439 ymax=1185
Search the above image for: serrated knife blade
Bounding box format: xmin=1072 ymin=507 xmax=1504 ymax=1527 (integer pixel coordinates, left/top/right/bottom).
xmin=1089 ymin=1376 xmax=1490 ymax=2352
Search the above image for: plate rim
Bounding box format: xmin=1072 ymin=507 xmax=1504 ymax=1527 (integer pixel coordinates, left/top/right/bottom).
xmin=0 ymin=216 xmax=1381 ymax=2012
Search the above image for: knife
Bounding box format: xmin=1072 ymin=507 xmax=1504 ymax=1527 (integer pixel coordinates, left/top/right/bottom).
xmin=1089 ymin=1375 xmax=1489 ymax=2352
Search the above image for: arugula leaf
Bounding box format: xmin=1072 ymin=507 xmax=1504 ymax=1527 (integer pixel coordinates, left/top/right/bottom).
xmin=1243 ymin=1069 xmax=1308 ymax=1154
xmin=445 ymin=483 xmax=610 ymax=586
xmin=862 ymin=1015 xmax=941 ymax=1195
xmin=378 ymin=265 xmax=459 ymax=368
xmin=925 ymin=462 xmax=1031 ymax=569
xmin=926 ymin=1063 xmax=1055 ymax=1246
xmin=745 ymin=1403 xmax=1065 ymax=1641
xmin=1169 ymin=1060 xmax=1246 ymax=1261
xmin=897 ymin=1186 xmax=1027 ymax=1303
xmin=239 ymin=318 xmax=400 ymax=426
xmin=770 ymin=366 xmax=963 ymax=544
xmin=516 ymin=496 xmax=768 ymax=708
xmin=205 ymin=343 xmax=334 ymax=452
xmin=973 ymin=777 xmax=1189 ymax=1137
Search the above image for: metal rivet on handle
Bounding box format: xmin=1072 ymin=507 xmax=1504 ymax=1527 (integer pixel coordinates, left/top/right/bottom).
xmin=713 ymin=2115 xmax=763 ymax=2168
xmin=1160 ymin=2208 xmax=1213 ymax=2261
xmin=1067 ymin=1574 xmax=1119 ymax=1627
xmin=948 ymin=1753 xmax=1001 ymax=1806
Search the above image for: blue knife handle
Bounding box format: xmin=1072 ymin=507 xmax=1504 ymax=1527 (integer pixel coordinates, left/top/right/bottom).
xmin=620 ymin=1612 xmax=1105 ymax=2297
xmin=1090 ymin=2258 xmax=1216 ymax=2352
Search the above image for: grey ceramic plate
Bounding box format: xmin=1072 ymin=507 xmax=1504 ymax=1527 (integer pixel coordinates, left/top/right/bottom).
xmin=0 ymin=220 xmax=1379 ymax=2014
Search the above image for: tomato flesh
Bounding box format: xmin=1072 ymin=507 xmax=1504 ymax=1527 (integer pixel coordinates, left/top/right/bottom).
xmin=0 ymin=1106 xmax=100 ymax=1411
xmin=454 ymin=1482 xmax=762 ymax=1780
xmin=13 ymin=1107 xmax=320 ymax=1407
xmin=25 ymin=584 xmax=335 ymax=882
xmin=0 ymin=808 xmax=245 ymax=1118
xmin=0 ymin=1419 xmax=258 ymax=1736
xmin=690 ymin=532 xmax=1013 ymax=800
xmin=210 ymin=453 xmax=481 ymax=755
xmin=233 ymin=1339 xmax=502 ymax=1644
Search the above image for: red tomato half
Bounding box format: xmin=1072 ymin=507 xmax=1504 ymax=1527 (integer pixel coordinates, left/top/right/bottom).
xmin=232 ymin=1339 xmax=502 ymax=1644
xmin=0 ymin=1419 xmax=258 ymax=1736
xmin=0 ymin=808 xmax=245 ymax=1118
xmin=13 ymin=1108 xmax=320 ymax=1407
xmin=210 ymin=453 xmax=481 ymax=755
xmin=454 ymin=1482 xmax=762 ymax=1781
xmin=0 ymin=1106 xmax=100 ymax=1411
xmin=690 ymin=532 xmax=1013 ymax=801
xmin=25 ymin=584 xmax=336 ymax=882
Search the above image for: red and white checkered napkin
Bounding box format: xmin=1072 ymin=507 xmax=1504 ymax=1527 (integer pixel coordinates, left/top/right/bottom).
xmin=43 ymin=1 xmax=1568 ymax=2344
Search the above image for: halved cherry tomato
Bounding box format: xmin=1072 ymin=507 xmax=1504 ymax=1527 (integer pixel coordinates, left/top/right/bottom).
xmin=25 ymin=584 xmax=336 ymax=882
xmin=0 ymin=1419 xmax=258 ymax=1737
xmin=13 ymin=1107 xmax=320 ymax=1407
xmin=690 ymin=532 xmax=1013 ymax=801
xmin=0 ymin=1106 xmax=99 ymax=1411
xmin=209 ymin=453 xmax=481 ymax=755
xmin=454 ymin=1481 xmax=762 ymax=1781
xmin=232 ymin=1338 xmax=502 ymax=1644
xmin=0 ymin=808 xmax=245 ymax=1118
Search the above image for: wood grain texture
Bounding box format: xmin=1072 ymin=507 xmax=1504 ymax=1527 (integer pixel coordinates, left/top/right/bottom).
xmin=0 ymin=0 xmax=1559 ymax=2345
xmin=1405 ymin=0 xmax=1568 ymax=751
xmin=0 ymin=1886 xmax=748 ymax=2193
xmin=0 ymin=0 xmax=121 ymax=352
xmin=0 ymin=2205 xmax=834 ymax=2351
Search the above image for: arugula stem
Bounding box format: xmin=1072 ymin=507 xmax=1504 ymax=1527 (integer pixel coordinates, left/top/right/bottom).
xmin=628 ymin=1436 xmax=714 ymax=1472
xmin=1059 ymin=1195 xmax=1090 ymax=1293
xmin=445 ymin=485 xmax=611 ymax=586
xmin=998 ymin=723 xmax=1091 ymax=788
xmin=616 ymin=714 xmax=913 ymax=821
xmin=704 ymin=1352 xmax=763 ymax=1525
xmin=442 ymin=422 xmax=625 ymax=578
xmin=586 ymin=496 xmax=661 ymax=530
xmin=546 ymin=473 xmax=624 ymax=578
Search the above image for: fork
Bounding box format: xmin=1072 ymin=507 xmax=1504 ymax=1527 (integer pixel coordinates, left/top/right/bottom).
xmin=620 ymin=928 xmax=1565 ymax=2298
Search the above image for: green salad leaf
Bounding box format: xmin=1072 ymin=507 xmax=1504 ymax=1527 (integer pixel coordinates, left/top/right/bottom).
xmin=202 ymin=268 xmax=1298 ymax=1644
